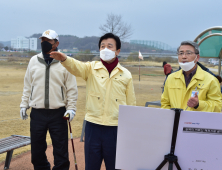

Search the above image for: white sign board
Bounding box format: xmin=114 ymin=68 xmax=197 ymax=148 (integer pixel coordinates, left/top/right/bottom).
xmin=115 ymin=105 xmax=175 ymax=170
xmin=175 ymin=110 xmax=222 ymax=169
xmin=116 ymin=105 xmax=222 ymax=170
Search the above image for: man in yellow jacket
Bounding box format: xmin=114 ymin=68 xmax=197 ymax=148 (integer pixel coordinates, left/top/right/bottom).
xmin=161 ymin=41 xmax=222 ymax=112
xmin=50 ymin=33 xmax=136 ymax=170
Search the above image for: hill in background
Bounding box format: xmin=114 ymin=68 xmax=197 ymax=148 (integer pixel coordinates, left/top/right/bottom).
xmin=30 ymin=34 xmax=174 ymax=53
xmin=1 ymin=34 xmax=175 ymax=53
xmin=30 ymin=34 xmax=99 ymax=52
xmin=0 ymin=41 xmax=10 ymax=47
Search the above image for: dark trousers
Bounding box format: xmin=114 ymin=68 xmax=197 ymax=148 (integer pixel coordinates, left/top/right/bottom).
xmin=85 ymin=121 xmax=119 ymax=170
xmin=30 ymin=107 xmax=70 ymax=170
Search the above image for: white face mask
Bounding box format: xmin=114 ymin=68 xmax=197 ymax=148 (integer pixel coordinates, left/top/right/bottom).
xmin=178 ymin=56 xmax=197 ymax=72
xmin=100 ymin=48 xmax=116 ymax=62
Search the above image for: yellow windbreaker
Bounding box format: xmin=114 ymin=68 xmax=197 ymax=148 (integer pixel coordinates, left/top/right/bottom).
xmin=61 ymin=57 xmax=136 ymax=126
xmin=161 ymin=65 xmax=222 ymax=112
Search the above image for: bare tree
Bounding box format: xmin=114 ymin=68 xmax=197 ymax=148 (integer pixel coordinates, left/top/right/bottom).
xmin=99 ymin=13 xmax=133 ymax=41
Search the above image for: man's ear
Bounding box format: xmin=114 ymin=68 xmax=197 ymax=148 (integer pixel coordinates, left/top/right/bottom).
xmin=55 ymin=41 xmax=59 ymax=48
xmin=196 ymin=54 xmax=200 ymax=62
xmin=115 ymin=49 xmax=120 ymax=56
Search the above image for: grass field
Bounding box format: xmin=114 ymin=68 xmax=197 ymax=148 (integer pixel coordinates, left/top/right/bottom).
xmin=0 ymin=57 xmax=216 ymax=162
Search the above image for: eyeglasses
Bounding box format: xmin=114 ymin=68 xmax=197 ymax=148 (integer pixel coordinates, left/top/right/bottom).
xmin=177 ymin=51 xmax=196 ymax=56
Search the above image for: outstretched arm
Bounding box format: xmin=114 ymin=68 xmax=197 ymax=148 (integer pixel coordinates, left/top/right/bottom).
xmin=50 ymin=51 xmax=91 ymax=81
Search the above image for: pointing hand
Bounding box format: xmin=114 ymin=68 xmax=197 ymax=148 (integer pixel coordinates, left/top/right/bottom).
xmin=50 ymin=51 xmax=67 ymax=61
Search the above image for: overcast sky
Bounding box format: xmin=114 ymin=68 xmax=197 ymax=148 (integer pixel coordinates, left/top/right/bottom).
xmin=1 ymin=0 xmax=222 ymax=47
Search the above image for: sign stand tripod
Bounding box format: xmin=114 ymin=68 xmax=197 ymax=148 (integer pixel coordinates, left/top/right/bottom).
xmin=156 ymin=108 xmax=182 ymax=170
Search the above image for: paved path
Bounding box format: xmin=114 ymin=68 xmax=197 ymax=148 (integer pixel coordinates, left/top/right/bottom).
xmin=0 ymin=138 xmax=105 ymax=170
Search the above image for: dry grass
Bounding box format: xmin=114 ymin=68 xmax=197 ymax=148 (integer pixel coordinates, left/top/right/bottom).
xmin=0 ymin=59 xmax=165 ymax=162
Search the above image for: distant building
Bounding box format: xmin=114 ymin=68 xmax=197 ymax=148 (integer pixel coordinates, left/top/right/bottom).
xmin=11 ymin=36 xmax=37 ymax=51
xmin=72 ymin=47 xmax=79 ymax=52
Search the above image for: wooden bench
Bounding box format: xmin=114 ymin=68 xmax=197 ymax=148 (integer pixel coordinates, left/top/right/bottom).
xmin=80 ymin=100 xmax=161 ymax=142
xmin=0 ymin=135 xmax=31 ymax=170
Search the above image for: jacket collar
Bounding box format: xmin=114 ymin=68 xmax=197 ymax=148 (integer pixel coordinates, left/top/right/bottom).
xmin=37 ymin=52 xmax=59 ymax=66
xmin=94 ymin=61 xmax=106 ymax=70
xmin=37 ymin=51 xmax=60 ymax=59
xmin=37 ymin=52 xmax=44 ymax=59
xmin=174 ymin=65 xmax=205 ymax=91
xmin=116 ymin=63 xmax=124 ymax=71
xmin=174 ymin=65 xmax=204 ymax=81
xmin=94 ymin=61 xmax=124 ymax=72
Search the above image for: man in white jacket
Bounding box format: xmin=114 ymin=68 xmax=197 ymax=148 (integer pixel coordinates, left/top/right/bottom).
xmin=20 ymin=29 xmax=78 ymax=170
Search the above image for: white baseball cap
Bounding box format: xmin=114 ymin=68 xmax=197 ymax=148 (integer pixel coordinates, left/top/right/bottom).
xmin=39 ymin=29 xmax=59 ymax=41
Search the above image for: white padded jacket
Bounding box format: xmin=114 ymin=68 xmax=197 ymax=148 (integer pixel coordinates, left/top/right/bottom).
xmin=20 ymin=53 xmax=78 ymax=111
